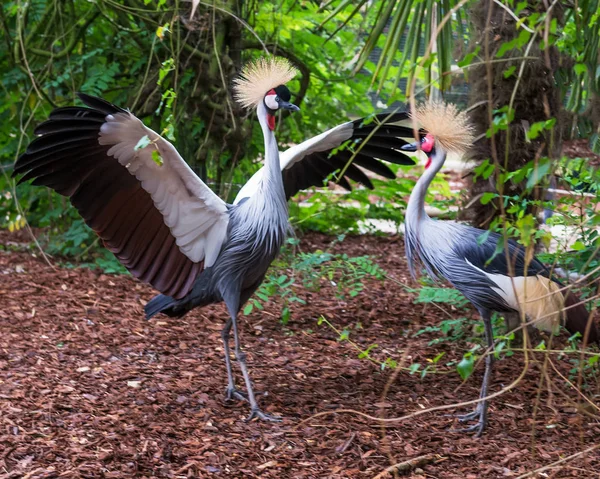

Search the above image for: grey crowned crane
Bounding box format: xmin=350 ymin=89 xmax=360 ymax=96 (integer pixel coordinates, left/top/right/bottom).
xmin=13 ymin=57 xmax=417 ymax=421
xmin=400 ymin=103 xmax=599 ymax=436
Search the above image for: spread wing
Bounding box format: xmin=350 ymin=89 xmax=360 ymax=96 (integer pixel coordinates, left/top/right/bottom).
xmin=13 ymin=93 xmax=229 ymax=299
xmin=234 ymin=112 xmax=420 ymax=203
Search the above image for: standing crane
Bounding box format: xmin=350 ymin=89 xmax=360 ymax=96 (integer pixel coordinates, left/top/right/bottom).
xmin=400 ymin=102 xmax=599 ymax=436
xmin=13 ymin=57 xmax=417 ymax=421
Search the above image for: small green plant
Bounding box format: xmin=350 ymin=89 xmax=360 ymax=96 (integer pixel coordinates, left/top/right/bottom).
xmin=243 ymin=272 xmax=306 ymax=324
xmin=407 ymin=351 xmax=446 ymax=378
xmin=564 ymin=332 xmax=600 ymax=387
xmin=413 ymin=317 xmax=476 ymax=346
xmin=412 ymin=286 xmax=470 ymax=309
xmin=292 ymin=249 xmax=386 ymax=299
xmin=317 ymin=315 xmax=401 ymax=371
xmin=243 ymin=236 xmax=388 ymax=323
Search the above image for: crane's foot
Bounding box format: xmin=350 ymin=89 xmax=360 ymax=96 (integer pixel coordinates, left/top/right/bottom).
xmin=450 ymin=405 xmax=487 ymax=437
xmin=457 ymin=408 xmax=481 ymax=423
xmin=245 ymin=407 xmax=282 ymax=423
xmin=225 ymin=387 xmax=248 ymax=402
xmin=450 ymin=419 xmax=486 ymax=437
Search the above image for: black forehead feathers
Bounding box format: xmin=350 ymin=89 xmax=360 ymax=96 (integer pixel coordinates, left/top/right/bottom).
xmin=273 ymin=85 xmax=291 ymax=102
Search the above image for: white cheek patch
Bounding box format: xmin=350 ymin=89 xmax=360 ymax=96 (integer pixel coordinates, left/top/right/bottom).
xmin=264 ymin=94 xmax=278 ymax=110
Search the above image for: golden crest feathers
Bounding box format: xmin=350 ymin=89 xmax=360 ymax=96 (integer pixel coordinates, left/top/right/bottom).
xmin=233 ymin=57 xmax=298 ymax=109
xmin=412 ymin=102 xmax=474 ymax=153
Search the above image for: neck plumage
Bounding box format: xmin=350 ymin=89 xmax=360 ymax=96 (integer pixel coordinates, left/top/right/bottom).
xmin=237 ymin=101 xmax=288 ymax=254
xmin=406 ymin=148 xmax=446 ymax=227
xmin=404 ymin=147 xmax=447 ymax=278
xmin=256 ymin=101 xmax=285 ymax=197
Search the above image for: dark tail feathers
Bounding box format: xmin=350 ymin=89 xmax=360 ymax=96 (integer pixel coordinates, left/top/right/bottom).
xmin=144 ymin=294 xmax=185 ymax=319
xmin=564 ymin=292 xmax=599 ymax=345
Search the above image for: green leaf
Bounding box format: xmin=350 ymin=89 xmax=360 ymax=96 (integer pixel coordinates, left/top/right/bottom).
xmin=156 ymin=23 xmax=170 ymax=40
xmin=477 ymin=230 xmax=490 ymax=246
xmin=281 ymin=307 xmax=290 ymax=325
xmin=516 ymin=214 xmax=536 ymax=246
xmin=428 ymin=352 xmax=445 ymax=364
xmin=590 ymin=134 xmax=600 ymax=155
xmin=458 ymin=46 xmax=480 ymax=68
xmin=574 ymin=63 xmax=588 ymax=76
xmin=503 ymin=65 xmax=516 ymax=78
xmin=358 ymin=343 xmax=378 ymax=359
xmin=480 ymin=192 xmax=497 ymax=205
xmin=473 ymin=159 xmax=495 ymax=180
xmin=134 ymin=135 xmax=151 ymax=151
xmin=457 ymin=354 xmax=474 ymax=380
xmin=151 ymin=149 xmax=163 ymax=166
xmin=525 ymin=160 xmax=551 ymax=189
xmin=243 ymin=304 xmax=253 ymax=315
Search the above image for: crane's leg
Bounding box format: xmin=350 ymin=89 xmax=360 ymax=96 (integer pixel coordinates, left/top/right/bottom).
xmin=230 ymin=313 xmax=282 ymax=422
xmin=221 ymin=318 xmax=247 ymax=402
xmin=455 ymin=309 xmax=494 ymax=436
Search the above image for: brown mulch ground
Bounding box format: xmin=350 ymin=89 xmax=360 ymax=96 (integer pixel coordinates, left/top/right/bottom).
xmin=1 ymin=229 xmax=599 ymax=479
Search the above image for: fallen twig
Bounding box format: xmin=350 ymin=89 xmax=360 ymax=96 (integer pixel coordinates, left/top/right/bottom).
xmin=335 ymin=432 xmax=356 ymax=454
xmin=372 ymin=454 xmax=441 ymax=478
xmin=515 ymin=444 xmax=600 ymax=479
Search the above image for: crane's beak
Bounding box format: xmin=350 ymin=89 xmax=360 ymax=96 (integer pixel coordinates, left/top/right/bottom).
xmin=280 ymin=101 xmax=300 ymax=112
xmin=400 ymin=142 xmax=419 ymax=152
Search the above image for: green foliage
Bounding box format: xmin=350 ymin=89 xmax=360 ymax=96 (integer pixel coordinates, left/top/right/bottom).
xmin=317 ymin=315 xmax=391 ymax=369
xmin=413 ymin=317 xmax=474 ymax=345
xmin=243 ymin=272 xmax=306 ymax=325
xmin=243 ymin=237 xmax=386 ymax=322
xmin=413 ymin=286 xmax=469 ymax=310
xmin=318 ymin=0 xmax=469 ymax=94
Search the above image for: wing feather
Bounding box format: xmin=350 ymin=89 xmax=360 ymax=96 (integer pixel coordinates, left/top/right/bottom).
xmin=14 ymin=93 xmax=227 ymax=299
xmin=234 ymin=111 xmax=420 ymax=203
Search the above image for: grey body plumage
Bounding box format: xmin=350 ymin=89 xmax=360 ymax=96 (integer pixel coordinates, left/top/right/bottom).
xmin=152 ymin=156 xmax=289 ymax=320
xmin=407 ymin=216 xmax=544 ymax=313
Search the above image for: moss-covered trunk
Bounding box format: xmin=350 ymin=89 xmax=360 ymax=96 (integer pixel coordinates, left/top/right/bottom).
xmin=461 ymin=1 xmax=563 ymax=228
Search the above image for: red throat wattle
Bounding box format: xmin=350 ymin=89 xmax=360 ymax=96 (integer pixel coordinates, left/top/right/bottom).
xmin=267 ymin=114 xmax=276 ymax=131
xmin=425 ymin=157 xmax=432 ymax=169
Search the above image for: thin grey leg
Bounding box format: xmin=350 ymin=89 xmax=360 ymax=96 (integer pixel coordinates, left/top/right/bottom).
xmin=221 ymin=318 xmax=247 ymax=402
xmin=455 ymin=309 xmax=493 ymax=436
xmin=231 ymin=314 xmax=281 ymax=422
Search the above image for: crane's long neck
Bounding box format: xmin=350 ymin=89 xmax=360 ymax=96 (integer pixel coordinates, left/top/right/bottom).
xmin=404 ymin=147 xmax=447 ymax=279
xmin=235 ymin=101 xmax=288 ymax=254
xmin=406 ymin=148 xmax=446 ymax=228
xmin=257 ymin=101 xmax=285 ymax=197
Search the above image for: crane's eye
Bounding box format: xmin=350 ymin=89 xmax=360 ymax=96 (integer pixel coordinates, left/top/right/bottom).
xmin=264 ymin=94 xmax=279 ymax=110
xmin=421 ymin=134 xmax=435 ymax=153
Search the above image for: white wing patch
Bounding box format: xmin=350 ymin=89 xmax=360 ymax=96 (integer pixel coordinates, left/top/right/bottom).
xmin=279 ymin=121 xmax=354 ymax=170
xmin=99 ymin=112 xmax=229 ymax=265
xmin=465 ymin=259 xmax=564 ymax=333
xmin=233 ymin=121 xmax=354 ymax=204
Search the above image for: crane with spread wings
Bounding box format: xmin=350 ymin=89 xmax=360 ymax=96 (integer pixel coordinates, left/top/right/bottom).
xmin=14 ymin=57 xmax=418 ymax=421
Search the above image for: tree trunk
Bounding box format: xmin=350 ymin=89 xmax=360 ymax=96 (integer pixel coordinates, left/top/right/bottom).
xmin=461 ymin=1 xmax=563 ymax=228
